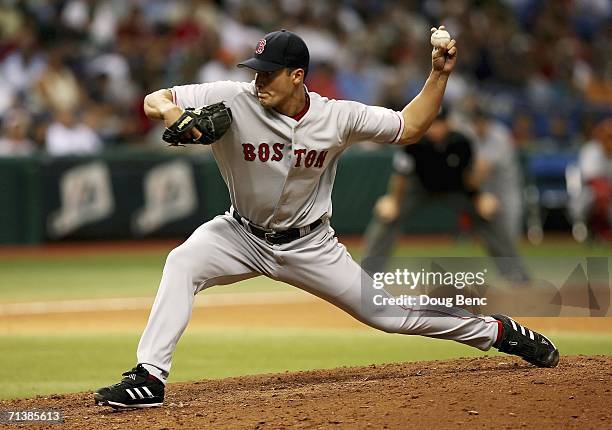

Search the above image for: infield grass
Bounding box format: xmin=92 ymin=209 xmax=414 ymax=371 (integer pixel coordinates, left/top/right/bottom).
xmin=0 ymin=239 xmax=610 ymax=302
xmin=1 ymin=329 xmax=611 ymax=399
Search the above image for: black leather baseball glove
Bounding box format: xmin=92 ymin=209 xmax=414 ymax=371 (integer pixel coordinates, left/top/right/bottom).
xmin=162 ymin=102 xmax=233 ymax=145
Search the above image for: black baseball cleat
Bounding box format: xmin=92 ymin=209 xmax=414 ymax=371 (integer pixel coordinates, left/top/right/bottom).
xmin=94 ymin=364 xmax=165 ymax=409
xmin=491 ymin=314 xmax=559 ymax=368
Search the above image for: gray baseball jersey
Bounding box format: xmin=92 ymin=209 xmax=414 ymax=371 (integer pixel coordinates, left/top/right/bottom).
xmin=136 ymin=81 xmax=499 ymax=382
xmin=171 ymin=81 xmax=404 ymax=229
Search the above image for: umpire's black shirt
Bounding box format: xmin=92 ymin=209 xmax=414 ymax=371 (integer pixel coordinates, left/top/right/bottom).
xmin=392 ymin=131 xmax=473 ymax=193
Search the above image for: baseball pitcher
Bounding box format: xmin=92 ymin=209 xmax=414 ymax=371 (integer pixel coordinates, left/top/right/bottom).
xmin=94 ymin=29 xmax=559 ymax=409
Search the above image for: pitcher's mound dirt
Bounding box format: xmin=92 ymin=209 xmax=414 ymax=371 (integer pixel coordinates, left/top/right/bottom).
xmin=2 ymin=356 xmax=610 ymax=429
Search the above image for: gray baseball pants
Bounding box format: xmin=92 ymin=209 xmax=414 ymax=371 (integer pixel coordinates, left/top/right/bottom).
xmin=136 ymin=210 xmax=499 ymax=381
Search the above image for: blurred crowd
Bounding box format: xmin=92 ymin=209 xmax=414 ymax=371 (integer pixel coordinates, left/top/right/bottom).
xmin=0 ymin=0 xmax=610 ymax=157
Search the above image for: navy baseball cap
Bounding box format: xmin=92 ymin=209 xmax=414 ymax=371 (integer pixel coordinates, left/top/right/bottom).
xmin=237 ymin=30 xmax=309 ymax=74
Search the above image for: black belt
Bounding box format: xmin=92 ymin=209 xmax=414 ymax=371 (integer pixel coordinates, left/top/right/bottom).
xmin=232 ymin=209 xmax=323 ymax=245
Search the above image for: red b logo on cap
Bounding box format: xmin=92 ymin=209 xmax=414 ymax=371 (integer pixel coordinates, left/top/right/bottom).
xmin=255 ymin=39 xmax=266 ymax=54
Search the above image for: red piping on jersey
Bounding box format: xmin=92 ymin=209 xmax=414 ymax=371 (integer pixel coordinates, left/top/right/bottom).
xmin=392 ymin=114 xmax=403 ymax=143
xmin=291 ymin=92 xmax=310 ymax=121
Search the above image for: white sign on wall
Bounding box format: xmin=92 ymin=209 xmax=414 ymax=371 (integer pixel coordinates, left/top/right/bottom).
xmin=132 ymin=160 xmax=198 ymax=235
xmin=48 ymin=162 xmax=115 ymax=238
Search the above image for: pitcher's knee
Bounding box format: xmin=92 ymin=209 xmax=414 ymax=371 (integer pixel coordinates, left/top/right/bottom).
xmin=164 ymin=245 xmax=198 ymax=275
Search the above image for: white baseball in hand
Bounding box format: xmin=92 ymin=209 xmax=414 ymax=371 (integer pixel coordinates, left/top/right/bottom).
xmin=430 ymin=26 xmax=451 ymax=48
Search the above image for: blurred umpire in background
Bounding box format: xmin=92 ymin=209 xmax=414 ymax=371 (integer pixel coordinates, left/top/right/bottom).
xmin=362 ymin=106 xmax=529 ymax=283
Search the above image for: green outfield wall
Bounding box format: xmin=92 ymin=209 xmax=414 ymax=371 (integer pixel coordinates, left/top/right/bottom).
xmin=0 ymin=147 xmax=460 ymax=244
